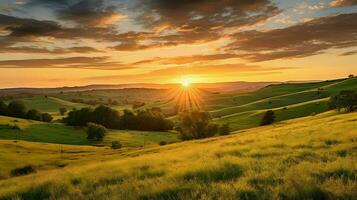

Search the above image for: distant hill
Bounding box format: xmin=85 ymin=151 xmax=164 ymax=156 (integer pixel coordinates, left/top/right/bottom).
xmin=0 ymin=81 xmax=277 ymax=96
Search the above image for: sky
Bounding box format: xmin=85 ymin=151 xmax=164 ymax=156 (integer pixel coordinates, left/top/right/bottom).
xmin=0 ymin=0 xmax=356 ymax=88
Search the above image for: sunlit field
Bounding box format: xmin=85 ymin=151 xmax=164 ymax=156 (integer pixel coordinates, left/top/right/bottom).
xmin=1 ymin=0 xmax=357 ymax=199
xmin=0 ymin=111 xmax=356 ymax=199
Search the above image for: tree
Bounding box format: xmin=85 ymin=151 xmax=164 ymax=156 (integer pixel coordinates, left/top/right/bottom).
xmin=179 ymin=111 xmax=218 ymax=140
xmin=260 ymin=110 xmax=275 ymax=126
xmin=7 ymin=100 xmax=27 ymax=118
xmin=92 ymin=105 xmax=121 ymax=129
xmin=219 ymin=124 xmax=231 ymax=136
xmin=329 ymin=90 xmax=357 ymax=113
xmin=348 ymin=74 xmax=354 ymax=79
xmin=26 ymin=109 xmax=42 ymax=121
xmin=59 ymin=107 xmax=67 ymax=116
xmin=87 ymin=123 xmax=107 ymax=141
xmin=0 ymin=100 xmax=8 ymax=116
xmin=41 ymin=113 xmax=53 ymax=122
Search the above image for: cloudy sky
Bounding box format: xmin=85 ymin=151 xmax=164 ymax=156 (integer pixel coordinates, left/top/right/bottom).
xmin=0 ymin=0 xmax=356 ymax=88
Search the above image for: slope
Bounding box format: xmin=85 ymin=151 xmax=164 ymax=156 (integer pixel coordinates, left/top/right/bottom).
xmin=0 ymin=111 xmax=356 ymax=199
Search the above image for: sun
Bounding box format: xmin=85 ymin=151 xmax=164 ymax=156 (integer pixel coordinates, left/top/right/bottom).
xmin=181 ymin=78 xmax=191 ymax=88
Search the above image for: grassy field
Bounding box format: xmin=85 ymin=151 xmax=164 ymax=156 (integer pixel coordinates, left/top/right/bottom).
xmin=0 ymin=111 xmax=356 ymax=199
xmin=0 ymin=116 xmax=179 ymax=147
xmin=213 ymin=78 xmax=357 ymax=131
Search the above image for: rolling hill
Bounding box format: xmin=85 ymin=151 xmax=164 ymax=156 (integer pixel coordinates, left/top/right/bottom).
xmin=0 ymin=111 xmax=356 ymax=199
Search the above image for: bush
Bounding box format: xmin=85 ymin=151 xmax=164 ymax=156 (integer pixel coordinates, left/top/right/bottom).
xmin=59 ymin=107 xmax=67 ymax=115
xmin=10 ymin=165 xmax=36 ymax=177
xmin=159 ymin=141 xmax=167 ymax=146
xmin=87 ymin=123 xmax=107 ymax=141
xmin=329 ymin=90 xmax=357 ymax=112
xmin=41 ymin=113 xmax=53 ymax=122
xmin=219 ymin=124 xmax=231 ymax=136
xmin=260 ymin=110 xmax=275 ymax=126
xmin=26 ymin=109 xmax=42 ymax=121
xmin=111 ymin=141 xmax=122 ymax=149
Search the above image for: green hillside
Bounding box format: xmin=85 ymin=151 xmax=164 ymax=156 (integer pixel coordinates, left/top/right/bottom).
xmin=0 ymin=111 xmax=356 ymax=199
xmin=213 ymin=78 xmax=357 ymax=130
xmin=0 ymin=116 xmax=179 ymax=147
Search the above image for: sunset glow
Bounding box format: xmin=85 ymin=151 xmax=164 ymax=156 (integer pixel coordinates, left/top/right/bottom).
xmin=181 ymin=79 xmax=192 ymax=88
xmin=0 ymin=0 xmax=356 ymax=88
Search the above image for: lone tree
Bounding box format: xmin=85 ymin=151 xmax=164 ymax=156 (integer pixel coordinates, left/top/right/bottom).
xmin=260 ymin=110 xmax=275 ymax=126
xmin=329 ymin=90 xmax=357 ymax=113
xmin=59 ymin=107 xmax=67 ymax=116
xmin=87 ymin=123 xmax=107 ymax=141
xmin=348 ymin=74 xmax=354 ymax=79
xmin=219 ymin=124 xmax=231 ymax=136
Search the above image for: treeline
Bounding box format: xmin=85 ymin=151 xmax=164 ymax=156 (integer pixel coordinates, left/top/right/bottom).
xmin=71 ymin=98 xmax=119 ymax=106
xmin=0 ymin=100 xmax=52 ymax=122
xmin=64 ymin=105 xmax=173 ymax=131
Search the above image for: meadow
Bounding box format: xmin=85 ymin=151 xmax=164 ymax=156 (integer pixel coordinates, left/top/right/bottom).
xmin=0 ymin=111 xmax=356 ymax=199
xmin=0 ymin=78 xmax=356 ymax=199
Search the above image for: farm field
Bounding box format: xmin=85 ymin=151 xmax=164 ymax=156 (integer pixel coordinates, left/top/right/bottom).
xmin=0 ymin=111 xmax=356 ymax=199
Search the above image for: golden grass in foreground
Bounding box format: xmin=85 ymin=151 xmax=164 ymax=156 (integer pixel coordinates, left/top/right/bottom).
xmin=0 ymin=111 xmax=356 ymax=199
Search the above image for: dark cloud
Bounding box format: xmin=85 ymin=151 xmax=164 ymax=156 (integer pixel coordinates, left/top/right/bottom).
xmin=330 ymin=0 xmax=357 ymax=7
xmin=27 ymin=0 xmax=123 ymax=27
xmin=224 ymin=13 xmax=357 ymax=61
xmin=122 ymin=0 xmax=280 ymax=50
xmin=0 ymin=56 xmax=128 ymax=70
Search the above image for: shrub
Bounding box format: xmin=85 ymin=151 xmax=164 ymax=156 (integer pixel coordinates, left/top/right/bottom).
xmin=260 ymin=110 xmax=275 ymax=126
xmin=26 ymin=109 xmax=42 ymax=121
xmin=10 ymin=165 xmax=36 ymax=177
xmin=329 ymin=90 xmax=357 ymax=112
xmin=159 ymin=141 xmax=167 ymax=146
xmin=59 ymin=107 xmax=67 ymax=115
xmin=41 ymin=113 xmax=53 ymax=122
xmin=111 ymin=141 xmax=122 ymax=149
xmin=87 ymin=123 xmax=107 ymax=141
xmin=219 ymin=124 xmax=231 ymax=136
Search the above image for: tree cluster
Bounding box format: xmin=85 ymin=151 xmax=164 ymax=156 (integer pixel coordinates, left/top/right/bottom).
xmin=329 ymin=90 xmax=357 ymax=113
xmin=64 ymin=105 xmax=174 ymax=132
xmin=0 ymin=100 xmax=53 ymax=122
xmin=178 ymin=111 xmax=230 ymax=140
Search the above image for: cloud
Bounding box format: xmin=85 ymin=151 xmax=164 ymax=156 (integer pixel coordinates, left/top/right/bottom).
xmin=330 ymin=0 xmax=357 ymax=7
xmin=84 ymin=63 xmax=290 ymax=82
xmin=27 ymin=0 xmax=125 ymax=27
xmin=109 ymin=0 xmax=281 ymax=51
xmin=339 ymin=50 xmax=357 ymax=56
xmin=0 ymin=56 xmax=129 ymax=70
xmin=0 ymin=46 xmax=102 ymax=54
xmin=224 ymin=13 xmax=357 ymax=61
xmin=133 ymin=54 xmax=239 ymax=65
